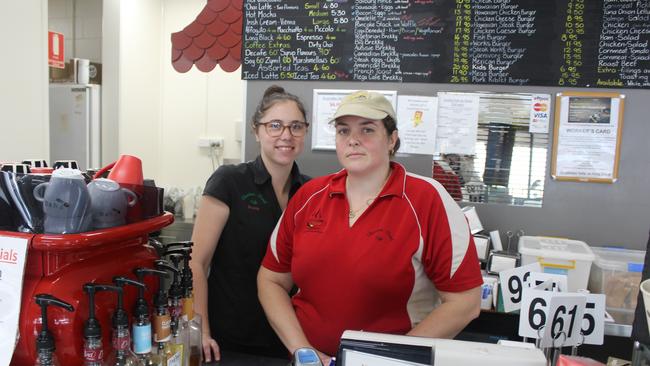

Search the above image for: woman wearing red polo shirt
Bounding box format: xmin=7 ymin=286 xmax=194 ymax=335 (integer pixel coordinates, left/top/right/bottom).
xmin=258 ymin=90 xmax=483 ymax=364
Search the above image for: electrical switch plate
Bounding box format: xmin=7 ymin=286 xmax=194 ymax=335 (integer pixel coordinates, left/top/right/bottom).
xmin=198 ymin=137 xmax=224 ymax=148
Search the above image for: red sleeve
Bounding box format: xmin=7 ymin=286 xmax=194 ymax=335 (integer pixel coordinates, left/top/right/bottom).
xmin=422 ymin=196 xmax=483 ymax=292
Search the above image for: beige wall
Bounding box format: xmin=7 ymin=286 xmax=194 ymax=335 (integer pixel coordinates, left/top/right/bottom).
xmin=117 ymin=0 xmax=245 ymax=190
xmin=0 ymin=0 xmax=245 ymax=192
xmin=0 ymin=1 xmax=49 ymax=163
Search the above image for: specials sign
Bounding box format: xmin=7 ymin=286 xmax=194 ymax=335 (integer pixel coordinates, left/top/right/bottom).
xmin=0 ymin=235 xmax=29 ymax=366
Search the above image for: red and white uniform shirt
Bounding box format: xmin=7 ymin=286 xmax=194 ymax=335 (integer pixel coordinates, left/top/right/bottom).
xmin=262 ymin=162 xmax=482 ymax=356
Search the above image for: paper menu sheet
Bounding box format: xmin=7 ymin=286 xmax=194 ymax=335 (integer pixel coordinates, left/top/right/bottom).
xmin=0 ymin=236 xmax=29 ymax=366
xmin=435 ymin=93 xmax=479 ymax=155
xmin=396 ymin=95 xmax=438 ymax=155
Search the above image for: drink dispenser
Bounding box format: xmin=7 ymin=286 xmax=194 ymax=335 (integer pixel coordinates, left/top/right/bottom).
xmin=9 ymin=212 xmax=174 ymax=365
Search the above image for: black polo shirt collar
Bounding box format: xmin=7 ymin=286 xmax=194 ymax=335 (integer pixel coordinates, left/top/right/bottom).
xmin=252 ymin=155 xmax=304 ymax=192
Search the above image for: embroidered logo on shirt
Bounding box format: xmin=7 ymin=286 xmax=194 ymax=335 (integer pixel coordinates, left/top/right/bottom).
xmin=306 ymin=209 xmax=325 ymax=232
xmin=241 ymin=192 xmax=268 ymax=211
xmin=368 ymin=228 xmax=394 ymax=242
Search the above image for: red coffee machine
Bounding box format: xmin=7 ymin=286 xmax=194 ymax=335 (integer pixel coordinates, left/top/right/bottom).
xmin=8 ymin=212 xmax=173 ymax=365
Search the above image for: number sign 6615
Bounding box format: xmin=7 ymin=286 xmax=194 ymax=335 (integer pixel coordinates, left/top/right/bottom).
xmin=519 ymin=289 xmax=605 ymax=346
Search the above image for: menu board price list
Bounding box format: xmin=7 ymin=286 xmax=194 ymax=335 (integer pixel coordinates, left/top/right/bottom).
xmin=242 ymin=0 xmax=346 ymax=81
xmin=596 ymin=0 xmax=650 ymax=87
xmin=352 ymin=0 xmax=402 ymax=81
xmin=557 ymin=0 xmax=585 ymax=86
xmin=450 ymin=0 xmax=470 ymax=83
xmin=466 ymin=0 xmax=536 ymax=85
xmin=242 ymin=0 xmax=650 ymax=88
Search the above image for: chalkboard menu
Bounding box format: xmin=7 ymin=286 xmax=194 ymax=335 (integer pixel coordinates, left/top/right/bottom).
xmin=242 ymin=0 xmax=650 ymax=88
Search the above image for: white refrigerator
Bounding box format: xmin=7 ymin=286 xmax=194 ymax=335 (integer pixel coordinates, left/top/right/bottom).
xmin=49 ymin=84 xmax=101 ymax=171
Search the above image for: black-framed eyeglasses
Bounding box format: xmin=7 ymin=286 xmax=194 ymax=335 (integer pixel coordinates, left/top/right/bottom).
xmin=258 ymin=120 xmax=309 ymax=137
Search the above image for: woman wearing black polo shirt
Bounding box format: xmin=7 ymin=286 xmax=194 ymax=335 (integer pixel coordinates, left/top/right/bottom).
xmin=190 ymin=86 xmax=310 ymax=362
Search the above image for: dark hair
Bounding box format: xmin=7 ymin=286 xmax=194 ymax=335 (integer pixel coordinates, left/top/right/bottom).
xmin=382 ymin=116 xmax=400 ymax=157
xmin=251 ymin=85 xmax=307 ymax=130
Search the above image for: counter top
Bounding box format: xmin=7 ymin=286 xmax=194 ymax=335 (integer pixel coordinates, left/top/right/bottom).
xmin=203 ymin=350 xmax=290 ymax=366
xmin=605 ymin=322 xmax=632 ymax=338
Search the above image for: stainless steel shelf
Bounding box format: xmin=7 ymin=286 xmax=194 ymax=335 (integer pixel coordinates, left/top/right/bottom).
xmin=605 ymin=322 xmax=632 ymax=338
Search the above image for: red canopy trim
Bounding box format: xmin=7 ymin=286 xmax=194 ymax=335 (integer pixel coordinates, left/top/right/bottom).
xmin=171 ymin=0 xmax=242 ymax=73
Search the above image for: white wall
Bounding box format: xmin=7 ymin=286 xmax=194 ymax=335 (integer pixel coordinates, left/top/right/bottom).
xmin=102 ymin=0 xmax=120 ymax=165
xmin=0 ymin=0 xmax=245 ymax=189
xmin=118 ymin=0 xmax=245 ymax=190
xmin=117 ymin=0 xmax=163 ymax=182
xmin=159 ymin=0 xmax=245 ymax=189
xmin=0 ymin=1 xmax=49 ymax=162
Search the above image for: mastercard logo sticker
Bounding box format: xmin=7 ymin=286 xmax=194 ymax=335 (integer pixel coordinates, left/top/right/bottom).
xmin=533 ymin=103 xmax=548 ymax=112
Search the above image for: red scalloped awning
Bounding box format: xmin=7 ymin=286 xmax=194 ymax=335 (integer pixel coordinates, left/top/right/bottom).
xmin=171 ymin=0 xmax=242 ymax=73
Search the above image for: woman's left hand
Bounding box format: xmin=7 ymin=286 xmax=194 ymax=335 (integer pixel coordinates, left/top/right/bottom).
xmin=316 ymin=350 xmax=332 ymax=365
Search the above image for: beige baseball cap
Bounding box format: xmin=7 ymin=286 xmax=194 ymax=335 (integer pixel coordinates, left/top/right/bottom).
xmin=331 ymin=91 xmax=396 ymax=122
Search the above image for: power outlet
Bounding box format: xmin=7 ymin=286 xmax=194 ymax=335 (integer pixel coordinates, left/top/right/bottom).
xmin=198 ymin=137 xmax=224 ymax=148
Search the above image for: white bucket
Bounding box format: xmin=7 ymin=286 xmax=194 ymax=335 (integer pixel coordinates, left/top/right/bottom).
xmin=640 ymin=279 xmax=650 ymax=330
xmin=75 ymin=58 xmax=90 ymax=84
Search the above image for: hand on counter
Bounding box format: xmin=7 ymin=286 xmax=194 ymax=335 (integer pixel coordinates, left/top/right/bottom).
xmin=202 ymin=335 xmax=221 ymax=363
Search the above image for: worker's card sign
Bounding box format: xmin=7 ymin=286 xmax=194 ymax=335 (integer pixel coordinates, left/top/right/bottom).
xmin=0 ymin=235 xmax=29 ymax=366
xmin=499 ymin=262 xmax=541 ymax=313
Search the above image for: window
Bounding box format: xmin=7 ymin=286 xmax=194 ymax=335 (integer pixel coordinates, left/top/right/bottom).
xmin=434 ymin=93 xmax=549 ymax=207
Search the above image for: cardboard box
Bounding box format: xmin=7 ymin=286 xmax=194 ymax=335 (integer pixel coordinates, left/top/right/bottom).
xmin=49 ymin=60 xmax=102 ymax=84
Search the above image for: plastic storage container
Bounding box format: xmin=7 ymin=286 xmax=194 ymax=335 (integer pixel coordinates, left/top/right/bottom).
xmin=518 ymin=236 xmax=595 ymax=292
xmin=588 ymin=246 xmax=645 ymax=325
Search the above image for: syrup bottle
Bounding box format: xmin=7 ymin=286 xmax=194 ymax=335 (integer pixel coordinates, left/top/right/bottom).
xmin=105 ymin=277 xmax=147 ymax=366
xmin=34 ymin=294 xmax=74 ymax=366
xmin=83 ymin=284 xmax=120 ymax=366
xmin=153 ymin=260 xmax=181 ymax=365
xmin=164 ymin=243 xmax=202 ymax=366
xmin=132 ymin=267 xmax=169 ymax=366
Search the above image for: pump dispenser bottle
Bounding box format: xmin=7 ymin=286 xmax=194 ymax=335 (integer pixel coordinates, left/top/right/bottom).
xmin=133 ymin=267 xmax=169 ymax=365
xmin=34 ymin=294 xmax=75 ymax=366
xmin=164 ymin=243 xmax=201 ymax=366
xmin=153 ymin=260 xmax=181 ymax=365
xmin=165 ymin=253 xmax=190 ymax=366
xmin=105 ymin=277 xmax=147 ymax=366
xmin=83 ymin=284 xmax=121 ymax=366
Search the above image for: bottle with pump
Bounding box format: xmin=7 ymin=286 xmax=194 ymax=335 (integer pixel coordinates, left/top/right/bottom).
xmin=83 ymin=284 xmax=121 ymax=366
xmin=165 ymin=253 xmax=190 ymax=366
xmin=165 ymin=243 xmax=201 ymax=366
xmin=133 ymin=267 xmax=169 ymax=366
xmin=34 ymin=294 xmax=75 ymax=366
xmin=105 ymin=277 xmax=147 ymax=366
xmin=153 ymin=260 xmax=181 ymax=366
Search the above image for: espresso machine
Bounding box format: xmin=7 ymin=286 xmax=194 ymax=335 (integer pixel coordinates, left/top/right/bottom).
xmin=7 ymin=213 xmax=173 ymax=365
